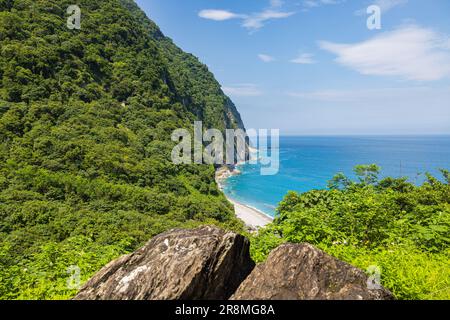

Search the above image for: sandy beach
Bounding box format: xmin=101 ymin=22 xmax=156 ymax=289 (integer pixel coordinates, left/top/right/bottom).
xmin=216 ymin=166 xmax=273 ymax=228
xmin=227 ymin=197 xmax=273 ymax=229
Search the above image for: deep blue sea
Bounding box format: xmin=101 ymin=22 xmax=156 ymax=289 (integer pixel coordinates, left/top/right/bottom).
xmin=223 ymin=136 xmax=450 ymax=217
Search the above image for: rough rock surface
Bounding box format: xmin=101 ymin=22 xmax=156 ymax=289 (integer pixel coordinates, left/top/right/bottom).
xmin=74 ymin=226 xmax=255 ymax=300
xmin=231 ymin=243 xmax=394 ymax=300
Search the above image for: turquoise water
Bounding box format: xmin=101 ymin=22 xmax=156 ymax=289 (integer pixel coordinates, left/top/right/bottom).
xmin=223 ymin=136 xmax=450 ymax=217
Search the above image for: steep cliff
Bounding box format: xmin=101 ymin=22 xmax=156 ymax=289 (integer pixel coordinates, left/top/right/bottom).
xmin=0 ymin=0 xmax=245 ymax=299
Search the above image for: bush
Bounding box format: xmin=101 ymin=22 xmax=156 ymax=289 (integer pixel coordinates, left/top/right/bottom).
xmin=251 ymin=167 xmax=450 ymax=300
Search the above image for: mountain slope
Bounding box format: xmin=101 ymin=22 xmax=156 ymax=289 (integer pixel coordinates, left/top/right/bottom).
xmin=0 ymin=0 xmax=244 ymax=299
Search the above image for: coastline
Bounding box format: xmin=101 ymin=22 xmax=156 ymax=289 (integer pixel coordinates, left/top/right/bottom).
xmin=216 ymin=166 xmax=274 ymax=229
xmin=226 ymin=196 xmax=273 ymax=229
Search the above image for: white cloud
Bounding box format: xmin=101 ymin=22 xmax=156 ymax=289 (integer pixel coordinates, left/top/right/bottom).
xmin=303 ymin=1 xmax=320 ymax=8
xmin=198 ymin=9 xmax=243 ymax=21
xmin=198 ymin=1 xmax=295 ymax=32
xmin=290 ymin=53 xmax=316 ymax=64
xmin=270 ymin=0 xmax=284 ymax=8
xmin=242 ymin=10 xmax=295 ymax=31
xmin=285 ymin=86 xmax=450 ymax=134
xmin=258 ymin=54 xmax=275 ymax=62
xmin=375 ymin=0 xmax=408 ymax=12
xmin=222 ymin=84 xmax=263 ymax=97
xmin=355 ymin=0 xmax=408 ymax=15
xmin=288 ymin=87 xmax=433 ymax=102
xmin=302 ymin=0 xmax=345 ymax=10
xmin=288 ymin=87 xmax=418 ymax=102
xmin=318 ymin=25 xmax=450 ymax=81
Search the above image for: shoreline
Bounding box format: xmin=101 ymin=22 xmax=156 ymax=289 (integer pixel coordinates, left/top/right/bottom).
xmin=226 ymin=196 xmax=274 ymax=229
xmin=215 ymin=165 xmax=273 ymax=229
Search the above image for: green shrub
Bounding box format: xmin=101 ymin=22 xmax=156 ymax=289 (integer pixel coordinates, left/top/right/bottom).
xmin=251 ymin=167 xmax=450 ymax=300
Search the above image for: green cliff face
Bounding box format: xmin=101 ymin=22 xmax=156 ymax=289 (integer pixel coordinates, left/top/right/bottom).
xmin=0 ymin=0 xmax=244 ymax=299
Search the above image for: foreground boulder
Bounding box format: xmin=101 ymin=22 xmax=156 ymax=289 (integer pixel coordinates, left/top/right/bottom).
xmin=74 ymin=226 xmax=254 ymax=300
xmin=231 ymin=243 xmax=394 ymax=300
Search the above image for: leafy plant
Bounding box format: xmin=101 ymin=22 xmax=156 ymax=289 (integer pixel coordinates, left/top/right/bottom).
xmin=252 ymin=166 xmax=450 ymax=300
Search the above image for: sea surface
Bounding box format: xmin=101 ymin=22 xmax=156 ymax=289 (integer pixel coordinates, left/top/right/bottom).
xmin=222 ymin=136 xmax=450 ymax=217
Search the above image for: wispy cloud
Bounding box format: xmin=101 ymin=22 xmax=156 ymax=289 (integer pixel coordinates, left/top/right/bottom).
xmin=301 ymin=0 xmax=345 ymax=11
xmin=355 ymin=0 xmax=408 ymax=15
xmin=222 ymin=84 xmax=263 ymax=97
xmin=198 ymin=9 xmax=244 ymax=21
xmin=286 ymin=86 xmax=450 ymax=134
xmin=290 ymin=53 xmax=316 ymax=64
xmin=242 ymin=10 xmax=295 ymax=31
xmin=374 ymin=0 xmax=408 ymax=12
xmin=258 ymin=54 xmax=276 ymax=62
xmin=288 ymin=87 xmax=440 ymax=102
xmin=270 ymin=0 xmax=284 ymax=8
xmin=319 ymin=25 xmax=450 ymax=81
xmin=198 ymin=0 xmax=295 ymax=32
xmin=287 ymin=86 xmax=450 ymax=107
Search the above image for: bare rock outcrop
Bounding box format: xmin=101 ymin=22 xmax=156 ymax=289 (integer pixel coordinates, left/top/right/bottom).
xmin=75 ymin=228 xmax=394 ymax=301
xmin=231 ymin=243 xmax=394 ymax=300
xmin=74 ymin=226 xmax=255 ymax=300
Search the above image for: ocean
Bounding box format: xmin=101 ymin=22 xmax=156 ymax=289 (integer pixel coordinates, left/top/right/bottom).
xmin=222 ymin=135 xmax=450 ymax=217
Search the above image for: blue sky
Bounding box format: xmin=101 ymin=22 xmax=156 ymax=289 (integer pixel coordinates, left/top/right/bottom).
xmin=135 ymin=0 xmax=450 ymax=135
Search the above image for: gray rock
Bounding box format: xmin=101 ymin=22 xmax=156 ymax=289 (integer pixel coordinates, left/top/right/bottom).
xmin=231 ymin=243 xmax=394 ymax=300
xmin=74 ymin=226 xmax=255 ymax=300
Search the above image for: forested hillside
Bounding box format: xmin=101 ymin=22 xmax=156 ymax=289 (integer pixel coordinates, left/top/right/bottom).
xmin=0 ymin=0 xmax=245 ymax=299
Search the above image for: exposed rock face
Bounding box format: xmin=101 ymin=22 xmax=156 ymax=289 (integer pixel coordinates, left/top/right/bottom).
xmin=74 ymin=226 xmax=255 ymax=300
xmin=75 ymin=228 xmax=394 ymax=301
xmin=231 ymin=243 xmax=394 ymax=300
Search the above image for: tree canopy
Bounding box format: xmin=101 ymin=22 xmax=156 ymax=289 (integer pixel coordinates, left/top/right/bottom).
xmin=0 ymin=0 xmax=245 ymax=299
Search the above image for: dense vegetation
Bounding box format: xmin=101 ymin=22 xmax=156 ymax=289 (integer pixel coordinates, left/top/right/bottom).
xmin=0 ymin=0 xmax=448 ymax=301
xmin=0 ymin=0 xmax=245 ymax=299
xmin=251 ymin=165 xmax=450 ymax=300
